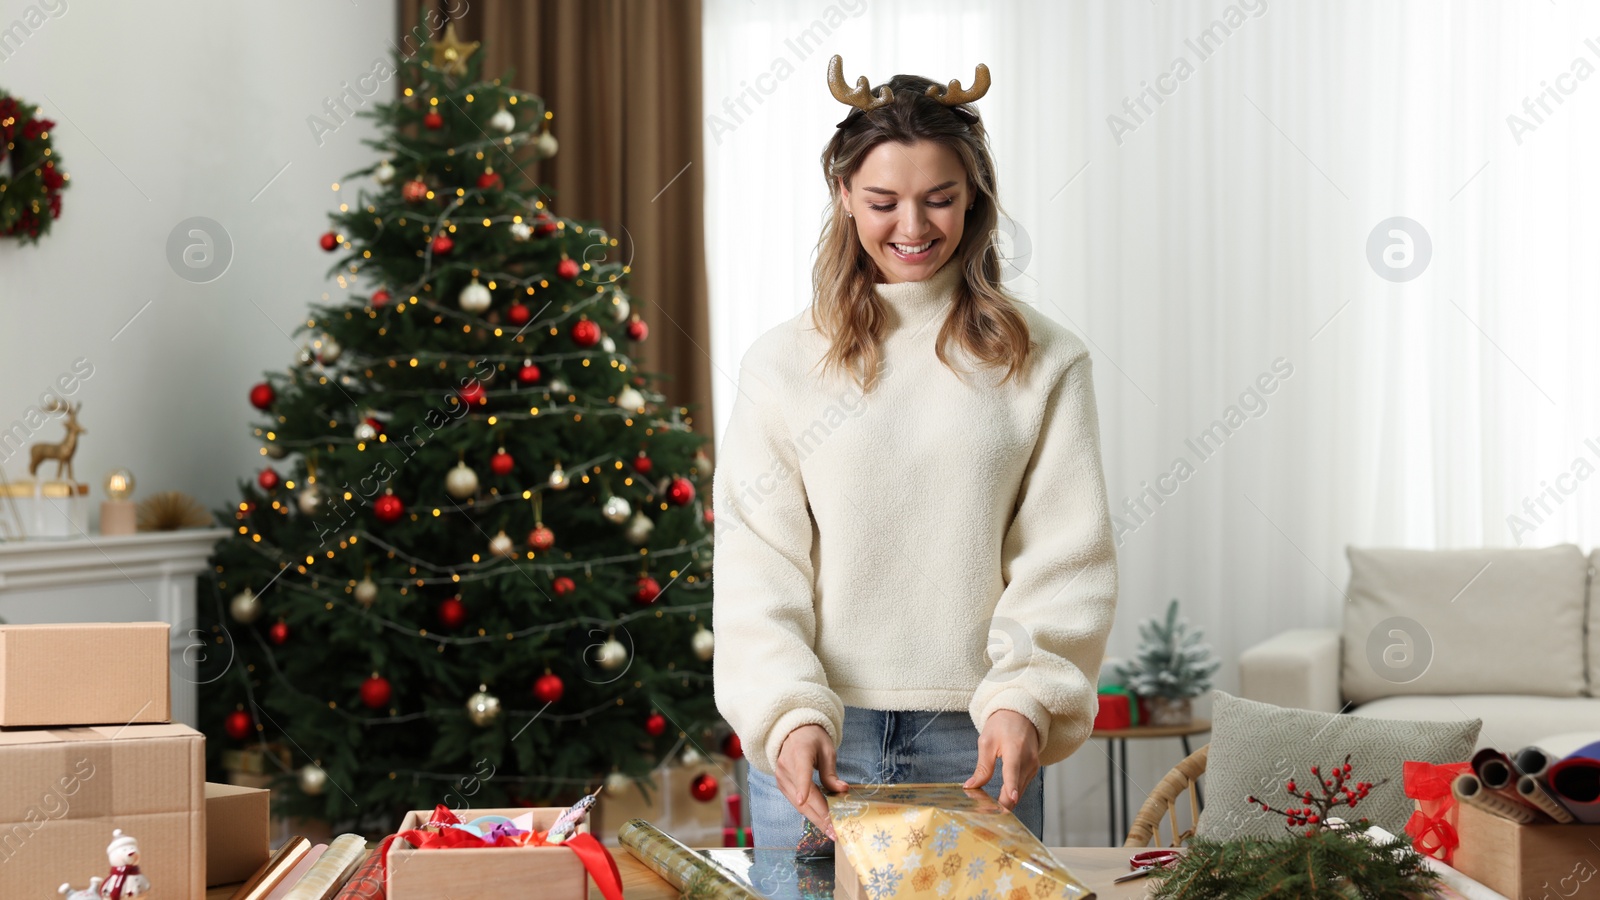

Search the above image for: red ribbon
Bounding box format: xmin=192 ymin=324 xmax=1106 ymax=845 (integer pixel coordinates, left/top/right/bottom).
xmin=377 ymin=805 xmax=624 ymax=900
xmin=1403 ymin=760 xmax=1472 ymax=864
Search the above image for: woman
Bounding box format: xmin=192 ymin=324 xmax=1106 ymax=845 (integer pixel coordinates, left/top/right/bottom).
xmin=711 ymin=55 xmax=1118 ymax=857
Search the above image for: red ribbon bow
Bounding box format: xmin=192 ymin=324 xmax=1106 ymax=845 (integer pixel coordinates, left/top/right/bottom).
xmin=1402 ymin=760 xmax=1472 ymax=864
xmin=377 ymin=805 xmax=623 ymax=900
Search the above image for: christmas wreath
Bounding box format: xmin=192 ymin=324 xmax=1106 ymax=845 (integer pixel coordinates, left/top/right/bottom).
xmin=0 ymin=90 xmax=68 ymax=244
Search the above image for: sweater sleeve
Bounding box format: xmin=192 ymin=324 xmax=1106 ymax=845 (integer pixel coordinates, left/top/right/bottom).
xmin=969 ymin=350 xmax=1119 ymax=768
xmin=711 ymin=344 xmax=844 ymax=777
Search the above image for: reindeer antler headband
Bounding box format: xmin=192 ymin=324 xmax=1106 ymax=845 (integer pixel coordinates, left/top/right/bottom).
xmin=827 ymin=54 xmax=990 ymax=128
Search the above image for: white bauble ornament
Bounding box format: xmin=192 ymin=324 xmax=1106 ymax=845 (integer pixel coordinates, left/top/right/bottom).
xmin=548 ymin=378 xmax=569 ymax=395
xmin=489 ymin=108 xmax=516 ymax=133
xmin=374 ymin=160 xmax=396 ymax=184
xmin=596 ymin=637 xmax=628 ymax=671
xmin=605 ymin=771 xmax=631 ymax=792
xmin=616 ymin=386 xmax=645 ymax=411
xmin=547 ymin=462 xmax=569 ymax=491
xmin=681 ymin=746 xmax=704 ymax=767
xmin=299 ymin=763 xmax=328 ymax=796
xmin=510 ymin=221 xmax=532 ymax=241
xmin=297 ymin=483 xmax=323 ymax=516
xmin=446 ymin=461 xmax=480 ymax=499
xmin=354 ymin=421 xmax=378 ymax=442
xmin=693 ymin=626 xmax=715 ymax=662
xmin=354 ymin=577 xmax=378 ymax=607
xmin=600 ymin=336 xmax=615 ymax=353
xmin=625 ymin=510 xmax=654 ymax=545
xmin=489 ymin=529 xmax=517 ymax=559
xmin=610 ymin=290 xmax=631 ymax=322
xmin=295 ymin=343 xmax=314 ymax=366
xmin=230 ymin=588 xmax=261 ymax=624
xmin=536 ymin=130 xmax=559 ymax=159
xmin=602 ymin=495 xmax=631 ymax=523
xmin=466 ymin=687 xmax=502 ymax=726
xmin=458 ymin=279 xmax=492 ymax=313
xmin=316 ymin=334 xmax=342 ymax=365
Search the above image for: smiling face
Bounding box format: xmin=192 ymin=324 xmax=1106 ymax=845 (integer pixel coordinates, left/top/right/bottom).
xmin=839 ymin=140 xmax=971 ymax=284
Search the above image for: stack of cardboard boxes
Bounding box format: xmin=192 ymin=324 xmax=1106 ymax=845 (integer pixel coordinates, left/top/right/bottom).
xmin=0 ymin=622 xmax=271 ymax=898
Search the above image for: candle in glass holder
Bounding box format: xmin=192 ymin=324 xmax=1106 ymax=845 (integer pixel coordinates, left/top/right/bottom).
xmin=101 ymin=468 xmax=136 ymax=535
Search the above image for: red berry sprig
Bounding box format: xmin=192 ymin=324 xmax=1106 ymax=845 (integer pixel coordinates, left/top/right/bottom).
xmin=1246 ymin=753 xmax=1389 ymax=837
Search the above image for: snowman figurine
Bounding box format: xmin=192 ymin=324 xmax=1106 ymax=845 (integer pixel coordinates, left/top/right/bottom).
xmin=58 ymin=829 xmax=149 ymax=900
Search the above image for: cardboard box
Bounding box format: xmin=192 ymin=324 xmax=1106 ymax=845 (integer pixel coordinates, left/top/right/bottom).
xmin=204 ymin=782 xmax=270 ymax=886
xmin=1451 ymin=800 xmax=1600 ymax=897
xmin=592 ymin=760 xmax=727 ymax=847
xmin=0 ymin=622 xmax=171 ymax=727
xmin=385 ymin=807 xmax=591 ymax=899
xmin=0 ymin=722 xmax=204 ymax=899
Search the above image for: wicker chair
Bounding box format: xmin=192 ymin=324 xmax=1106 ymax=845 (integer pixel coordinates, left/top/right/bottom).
xmin=1122 ymin=743 xmax=1208 ymax=848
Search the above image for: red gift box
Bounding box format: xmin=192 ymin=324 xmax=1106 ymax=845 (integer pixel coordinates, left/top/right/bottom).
xmin=1093 ymin=692 xmax=1132 ymax=730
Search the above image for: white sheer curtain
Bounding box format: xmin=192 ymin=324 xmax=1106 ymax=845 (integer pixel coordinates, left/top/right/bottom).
xmin=704 ymin=0 xmax=1600 ymax=846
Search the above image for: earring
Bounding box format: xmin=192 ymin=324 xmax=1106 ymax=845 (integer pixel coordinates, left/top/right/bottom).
xmin=846 ymin=211 xmax=853 ymax=218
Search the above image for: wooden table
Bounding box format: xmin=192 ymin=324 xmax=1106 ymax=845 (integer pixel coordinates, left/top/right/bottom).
xmin=1093 ymin=718 xmax=1211 ymax=846
xmin=610 ymin=845 xmax=1169 ymax=898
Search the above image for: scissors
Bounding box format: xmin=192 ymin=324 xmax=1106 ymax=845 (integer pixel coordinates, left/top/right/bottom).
xmin=1112 ymin=849 xmax=1181 ymax=883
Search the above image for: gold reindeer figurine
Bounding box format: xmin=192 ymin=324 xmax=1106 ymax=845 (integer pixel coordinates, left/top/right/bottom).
xmin=29 ymin=400 xmax=85 ymax=483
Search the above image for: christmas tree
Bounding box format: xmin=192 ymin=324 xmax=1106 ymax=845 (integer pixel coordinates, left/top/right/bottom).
xmin=197 ymin=25 xmax=724 ymax=832
xmin=1112 ymin=599 xmax=1220 ymax=699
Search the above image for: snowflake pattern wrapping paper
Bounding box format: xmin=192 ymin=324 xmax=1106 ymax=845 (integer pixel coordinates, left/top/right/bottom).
xmin=827 ymin=783 xmax=1095 ymax=900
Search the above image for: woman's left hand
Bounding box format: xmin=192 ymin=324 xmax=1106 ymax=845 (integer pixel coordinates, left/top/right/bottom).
xmin=962 ymin=709 xmax=1040 ymax=812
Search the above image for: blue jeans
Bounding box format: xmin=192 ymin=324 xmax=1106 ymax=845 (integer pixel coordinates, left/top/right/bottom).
xmin=745 ymin=707 xmax=1044 ymax=896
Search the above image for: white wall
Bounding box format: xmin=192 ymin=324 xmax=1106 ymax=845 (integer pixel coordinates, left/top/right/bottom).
xmin=0 ymin=0 xmax=398 ymax=522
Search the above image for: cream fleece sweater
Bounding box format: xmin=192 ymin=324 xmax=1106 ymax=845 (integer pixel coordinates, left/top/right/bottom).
xmin=710 ymin=259 xmax=1118 ymax=778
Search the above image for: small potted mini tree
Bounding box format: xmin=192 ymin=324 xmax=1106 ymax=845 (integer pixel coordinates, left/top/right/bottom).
xmin=1112 ymin=599 xmax=1220 ymax=726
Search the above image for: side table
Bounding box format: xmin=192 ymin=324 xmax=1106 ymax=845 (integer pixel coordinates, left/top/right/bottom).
xmin=1094 ymin=717 xmax=1211 ymax=846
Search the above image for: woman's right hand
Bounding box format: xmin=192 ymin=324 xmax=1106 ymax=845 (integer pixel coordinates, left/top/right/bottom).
xmin=774 ymin=723 xmax=850 ymax=840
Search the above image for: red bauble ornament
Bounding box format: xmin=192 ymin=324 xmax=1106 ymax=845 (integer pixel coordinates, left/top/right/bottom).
xmin=690 ymin=773 xmax=719 ymax=803
xmin=360 ymin=675 xmax=392 ymax=709
xmin=634 ymin=575 xmax=662 ymax=605
xmin=458 ymin=380 xmax=486 ymax=406
xmin=645 ymin=712 xmax=667 ymax=737
xmin=570 ymin=319 xmax=601 ymax=348
xmin=632 ymin=453 xmax=653 ymax=475
xmin=431 ymin=233 xmax=454 ymax=255
xmin=257 ymin=468 xmax=280 ymax=491
xmin=476 ymin=171 xmax=502 ymax=190
xmin=625 ymin=318 xmax=649 ymax=342
xmin=249 ymin=382 xmax=275 ymax=410
xmin=364 ymin=416 xmax=385 ymax=434
xmin=224 ymin=710 xmax=253 ymax=741
xmin=557 ymin=257 xmax=580 ymax=280
xmin=532 ymin=673 xmax=564 ymax=704
xmin=667 ymin=477 xmax=696 ymax=507
xmin=533 ymin=213 xmax=558 ymax=237
xmin=517 ymin=361 xmax=542 ymax=385
xmin=319 ymin=231 xmax=338 ymax=252
xmin=371 ymin=288 xmax=391 ymax=307
xmin=268 ymin=621 xmax=290 ymax=646
xmin=402 ymin=179 xmax=429 ymax=203
xmin=423 ymin=111 xmax=444 ymax=129
xmin=552 ymin=576 xmax=576 ymax=596
xmin=438 ymin=597 xmax=466 ymax=629
xmin=704 ymin=507 xmax=715 ymax=525
xmin=506 ymin=303 xmax=531 ymax=326
xmin=373 ymin=493 xmax=405 ymax=523
xmin=723 ymin=733 xmax=743 ymax=760
xmin=490 ymin=450 xmax=515 ymax=476
xmin=527 ymin=525 xmax=555 ymax=550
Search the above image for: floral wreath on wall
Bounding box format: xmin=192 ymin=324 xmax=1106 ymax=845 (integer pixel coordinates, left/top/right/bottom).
xmin=0 ymin=90 xmax=68 ymax=245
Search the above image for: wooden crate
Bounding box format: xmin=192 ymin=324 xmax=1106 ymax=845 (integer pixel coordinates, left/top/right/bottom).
xmin=385 ymin=806 xmax=591 ymax=900
xmin=1451 ymin=800 xmax=1600 ymax=897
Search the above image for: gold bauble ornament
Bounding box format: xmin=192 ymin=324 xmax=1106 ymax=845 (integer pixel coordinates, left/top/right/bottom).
xmin=230 ymin=588 xmax=261 ymax=624
xmin=625 ymin=510 xmax=654 ymax=545
xmin=616 ymin=386 xmax=646 ymax=412
xmin=601 ymin=495 xmax=631 ymax=523
xmin=596 ymin=637 xmax=628 ymax=671
xmin=605 ymin=770 xmax=631 ymax=792
xmin=547 ymin=461 xmax=569 ymax=491
xmin=681 ymin=746 xmax=704 ymax=766
xmin=466 ymin=685 xmax=502 ymax=727
xmin=692 ymin=626 xmax=715 ymax=662
xmin=299 ymin=763 xmax=328 ymax=796
xmin=445 ymin=461 xmax=480 ymax=499
xmin=297 ymin=483 xmax=323 ymax=516
xmin=430 ymin=23 xmax=481 ymax=76
xmin=489 ymin=530 xmax=517 ymax=559
xmin=354 ymin=577 xmax=378 ymax=607
xmin=536 ymin=129 xmax=559 ymax=159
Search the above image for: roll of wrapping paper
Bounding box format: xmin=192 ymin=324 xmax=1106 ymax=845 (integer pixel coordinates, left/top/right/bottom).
xmin=284 ymin=833 xmax=370 ymax=900
xmin=1453 ymin=773 xmax=1536 ymax=824
xmin=1471 ymin=747 xmax=1549 ymax=820
xmin=1517 ymin=774 xmax=1577 ymax=823
xmin=618 ymin=818 xmax=767 ymax=900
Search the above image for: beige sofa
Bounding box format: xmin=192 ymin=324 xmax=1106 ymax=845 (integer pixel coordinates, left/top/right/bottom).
xmin=1239 ymin=544 xmax=1600 ymax=751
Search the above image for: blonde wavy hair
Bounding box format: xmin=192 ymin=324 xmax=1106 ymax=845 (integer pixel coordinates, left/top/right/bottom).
xmin=811 ymin=71 xmax=1033 ymax=393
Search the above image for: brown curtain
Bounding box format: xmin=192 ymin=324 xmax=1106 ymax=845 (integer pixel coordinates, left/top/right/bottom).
xmin=400 ymin=1 xmax=714 ymax=456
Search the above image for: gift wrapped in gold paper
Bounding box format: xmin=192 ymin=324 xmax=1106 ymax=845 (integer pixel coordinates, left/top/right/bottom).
xmin=828 ymin=783 xmax=1095 ymax=900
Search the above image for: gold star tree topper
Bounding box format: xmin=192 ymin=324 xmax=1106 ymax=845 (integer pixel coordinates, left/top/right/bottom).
xmin=431 ymin=23 xmax=480 ymax=76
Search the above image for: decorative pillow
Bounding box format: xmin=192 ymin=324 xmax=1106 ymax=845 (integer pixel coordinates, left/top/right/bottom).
xmin=1194 ymin=692 xmax=1481 ymax=840
xmin=1341 ymin=544 xmax=1589 ymax=704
